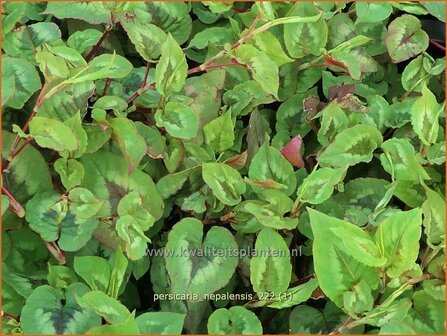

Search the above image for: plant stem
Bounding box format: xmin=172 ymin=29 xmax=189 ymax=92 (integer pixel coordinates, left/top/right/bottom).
xmin=126 ymin=15 xmax=263 ymax=105
xmin=429 ymin=39 xmax=446 ymax=53
xmin=2 ymin=137 xmax=33 ymax=172
xmin=188 ymin=59 xmax=247 ymax=75
xmin=102 ymin=78 xmax=112 ymax=96
xmin=85 ymin=20 xmax=114 ymax=62
xmin=126 ymin=62 xmax=152 ymax=105
xmin=332 ymin=274 xmax=431 ymax=334
xmin=45 ymin=241 xmax=66 ymax=264
xmin=3 ymin=81 xmax=49 ymax=170
xmin=1 ymin=311 xmax=19 ymax=322
xmin=2 ymin=186 xmax=25 ymax=218
xmin=330 ymin=316 xmax=352 ymax=334
xmin=289 ymin=273 xmax=315 ymax=287
xmin=141 ymin=61 xmax=151 ymax=88
xmin=421 ymin=245 xmax=444 ymax=269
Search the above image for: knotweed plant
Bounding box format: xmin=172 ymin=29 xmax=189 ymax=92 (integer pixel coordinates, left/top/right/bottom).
xmin=1 ymin=1 xmax=445 ymax=335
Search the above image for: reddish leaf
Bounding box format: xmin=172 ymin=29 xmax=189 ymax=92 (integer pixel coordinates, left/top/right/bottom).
xmin=328 ymin=84 xmax=356 ymax=102
xmin=280 ymin=136 xmax=305 ymax=168
xmin=224 ymin=151 xmax=248 ymax=170
xmin=244 ymin=178 xmax=287 ymax=190
xmin=323 ymin=54 xmax=349 ymax=73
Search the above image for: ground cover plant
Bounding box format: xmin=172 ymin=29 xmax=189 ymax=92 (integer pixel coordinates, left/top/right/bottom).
xmin=1 ymin=1 xmax=446 ymax=334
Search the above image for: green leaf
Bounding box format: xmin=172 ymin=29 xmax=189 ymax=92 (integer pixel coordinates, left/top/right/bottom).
xmin=138 ymin=2 xmax=192 ymax=45
xmin=380 ymin=138 xmax=430 ymax=181
xmin=163 ymin=137 xmax=185 ymax=173
xmin=204 ymin=111 xmax=235 ymax=153
xmin=155 ymin=34 xmax=188 ymax=97
xmin=207 ymin=306 xmax=263 ymax=335
xmin=93 ymin=96 xmax=128 ymax=116
xmin=268 ymin=278 xmax=319 ymax=309
xmin=136 ymin=312 xmax=186 ymax=334
xmin=2 ymin=132 xmax=52 ymax=198
xmin=317 ymin=102 xmax=349 ymax=147
xmin=250 ymin=31 xmax=293 ymax=67
xmin=116 ymin=191 xmax=155 ymax=260
xmin=250 ymin=227 xmax=292 ymax=296
xmin=362 ymin=298 xmax=412 ymax=327
xmin=309 ymin=209 xmax=380 ymax=312
xmin=202 ymin=163 xmax=246 ymax=206
xmin=385 ymin=15 xmax=429 ymax=63
xmin=356 ymin=2 xmax=393 ymax=23
xmin=297 ymin=166 xmax=346 ymax=205
xmin=21 ymin=284 xmax=100 ymax=334
xmin=165 ymin=218 xmax=238 ymax=299
xmin=1 ymin=3 xmax=25 ymax=37
xmin=276 ymin=92 xmax=312 ymax=137
xmin=25 ymin=191 xmax=98 ymax=251
xmin=421 ymin=187 xmax=446 ymax=247
xmin=404 ymin=291 xmax=446 ymax=333
xmin=74 ymin=256 xmax=111 ymax=293
xmin=155 ymin=102 xmax=198 ymax=140
xmin=2 ymin=195 xmax=10 ymax=216
xmin=61 ymin=112 xmax=88 ymax=158
xmin=421 ymin=2 xmax=446 ymax=22
xmin=188 ymin=27 xmax=233 ymax=49
xmin=107 ymin=245 xmax=128 ymax=299
xmin=426 ymin=141 xmax=446 ymax=165
xmin=284 ymin=2 xmax=328 ymax=58
xmin=109 ymin=117 xmax=147 ymax=171
xmin=77 ymin=290 xmax=131 ymax=324
xmin=289 ymin=305 xmax=326 ymax=334
xmin=67 ymin=29 xmax=103 ymax=54
xmin=318 ymin=124 xmax=383 ymax=167
xmin=85 ymin=54 xmax=133 ymax=80
xmin=80 ymin=150 xmax=128 ymax=216
xmin=401 ymin=55 xmax=427 ymax=92
xmin=36 ymin=50 xmax=69 ymax=80
xmin=248 ymin=143 xmax=297 ymax=196
xmin=375 ymin=209 xmax=422 ymax=277
xmin=118 ymin=191 xmax=155 ymax=231
xmin=333 ymin=178 xmax=390 ymax=226
xmin=29 ymin=117 xmax=78 ymax=152
xmin=156 ymin=170 xmax=190 ymax=199
xmin=2 ymin=56 xmax=42 ymax=109
xmin=121 ymin=19 xmax=167 ymax=61
xmin=54 ymin=158 xmax=84 ymax=190
xmin=43 ymin=2 xmax=111 ymax=24
xmin=410 ymin=84 xmax=443 ymax=145
xmin=2 ymin=22 xmax=61 ymax=58
xmin=86 ymin=314 xmax=139 ymax=335
xmin=38 ymin=81 xmax=95 ymax=121
xmin=47 ymin=265 xmax=78 ymax=289
xmin=232 ymin=44 xmax=279 ymax=98
xmin=68 ymin=188 xmax=103 ymax=219
xmin=243 ymin=202 xmax=298 ymax=230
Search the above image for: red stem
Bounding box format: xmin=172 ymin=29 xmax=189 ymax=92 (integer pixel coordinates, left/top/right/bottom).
xmin=188 ymin=60 xmax=246 ymax=75
xmin=85 ymin=12 xmax=115 ymax=62
xmin=1 ymin=311 xmax=19 ymax=322
xmin=102 ymin=78 xmax=112 ymax=96
xmin=2 ymin=137 xmax=33 ymax=171
xmin=232 ymin=6 xmax=249 ymax=13
xmin=2 ymin=186 xmax=25 ymax=218
xmin=141 ymin=62 xmax=151 ymax=88
xmin=429 ymin=39 xmax=446 ymax=53
xmin=125 ymin=16 xmax=259 ymax=105
xmin=85 ymin=28 xmax=111 ymax=62
xmin=45 ymin=242 xmax=66 ymax=264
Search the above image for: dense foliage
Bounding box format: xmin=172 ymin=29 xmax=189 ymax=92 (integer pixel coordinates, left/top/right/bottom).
xmin=1 ymin=1 xmax=446 ymax=334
